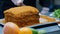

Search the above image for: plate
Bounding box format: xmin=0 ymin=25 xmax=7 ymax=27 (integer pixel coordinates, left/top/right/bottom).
xmin=0 ymin=13 xmax=60 ymax=25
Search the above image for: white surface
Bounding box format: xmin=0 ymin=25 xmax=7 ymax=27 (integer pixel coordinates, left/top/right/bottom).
xmin=39 ymin=18 xmax=48 ymax=23
xmin=58 ymin=24 xmax=60 ymax=26
xmin=50 ymin=12 xmax=54 ymax=17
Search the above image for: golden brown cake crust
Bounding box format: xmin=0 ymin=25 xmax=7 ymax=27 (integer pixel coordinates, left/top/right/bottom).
xmin=4 ymin=6 xmax=39 ymax=16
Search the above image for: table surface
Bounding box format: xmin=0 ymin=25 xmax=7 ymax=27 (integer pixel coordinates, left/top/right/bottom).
xmin=0 ymin=26 xmax=3 ymax=34
xmin=0 ymin=24 xmax=60 ymax=34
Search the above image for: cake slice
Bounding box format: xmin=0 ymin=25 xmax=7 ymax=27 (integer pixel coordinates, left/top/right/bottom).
xmin=4 ymin=6 xmax=39 ymax=27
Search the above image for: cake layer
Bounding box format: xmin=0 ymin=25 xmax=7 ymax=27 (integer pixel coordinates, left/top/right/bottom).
xmin=5 ymin=14 xmax=39 ymax=27
xmin=5 ymin=15 xmax=39 ymax=23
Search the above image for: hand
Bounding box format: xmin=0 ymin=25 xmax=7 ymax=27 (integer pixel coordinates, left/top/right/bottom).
xmin=11 ymin=0 xmax=24 ymax=6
